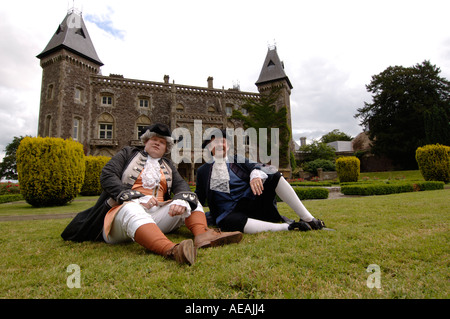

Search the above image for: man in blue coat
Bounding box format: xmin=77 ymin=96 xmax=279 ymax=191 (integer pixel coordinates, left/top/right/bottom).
xmin=195 ymin=129 xmax=326 ymax=234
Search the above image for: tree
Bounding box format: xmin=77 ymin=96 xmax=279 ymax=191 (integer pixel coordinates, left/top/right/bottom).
xmin=298 ymin=140 xmax=336 ymax=162
xmin=0 ymin=136 xmax=27 ymax=180
xmin=231 ymin=86 xmax=291 ymax=168
xmin=320 ymin=129 xmax=353 ymax=143
xmin=355 ymin=60 xmax=450 ymax=169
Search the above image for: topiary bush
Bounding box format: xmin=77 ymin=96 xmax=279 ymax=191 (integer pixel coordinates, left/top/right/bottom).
xmin=415 ymin=144 xmax=450 ymax=183
xmin=335 ymin=156 xmax=360 ymax=183
xmin=80 ymin=155 xmax=111 ymax=195
xmin=16 ymin=137 xmax=85 ymax=207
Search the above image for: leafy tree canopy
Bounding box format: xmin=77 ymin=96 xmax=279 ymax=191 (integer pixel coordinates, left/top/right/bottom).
xmin=355 ymin=60 xmax=450 ymax=169
xmin=298 ymin=140 xmax=336 ymax=162
xmin=231 ymin=86 xmax=291 ymax=167
xmin=320 ymin=129 xmax=353 ymax=143
xmin=0 ymin=136 xmax=27 ymax=180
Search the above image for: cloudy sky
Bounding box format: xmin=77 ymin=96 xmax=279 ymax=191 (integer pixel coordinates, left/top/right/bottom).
xmin=1 ymin=0 xmax=449 ymax=160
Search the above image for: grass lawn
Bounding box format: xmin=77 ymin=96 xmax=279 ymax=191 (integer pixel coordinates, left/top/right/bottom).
xmin=0 ymin=196 xmax=98 ymax=217
xmin=359 ymin=170 xmax=424 ymax=181
xmin=0 ymin=188 xmax=448 ymax=299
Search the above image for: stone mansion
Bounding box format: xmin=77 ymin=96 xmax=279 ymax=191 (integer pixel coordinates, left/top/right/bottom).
xmin=36 ymin=9 xmax=294 ymax=180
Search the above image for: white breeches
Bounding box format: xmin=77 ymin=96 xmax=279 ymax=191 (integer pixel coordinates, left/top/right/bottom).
xmin=102 ymin=201 xmax=189 ymax=244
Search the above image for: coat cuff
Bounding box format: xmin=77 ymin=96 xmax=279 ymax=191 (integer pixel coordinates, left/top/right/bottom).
xmin=172 ymin=191 xmax=198 ymax=210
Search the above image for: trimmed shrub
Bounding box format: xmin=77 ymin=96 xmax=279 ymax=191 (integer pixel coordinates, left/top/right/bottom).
xmin=16 ymin=137 xmax=85 ymax=207
xmin=413 ymin=181 xmax=445 ymax=191
xmin=275 ymin=187 xmax=329 ymax=201
xmin=340 ymin=181 xmax=444 ymax=196
xmin=293 ymin=187 xmax=329 ymax=200
xmin=415 ymin=144 xmax=450 ymax=183
xmin=80 ymin=155 xmax=111 ymax=196
xmin=0 ymin=194 xmax=23 ymax=204
xmin=290 ymin=181 xmax=333 ymax=187
xmin=341 ymin=183 xmax=413 ymax=196
xmin=336 ymin=156 xmax=360 ymax=183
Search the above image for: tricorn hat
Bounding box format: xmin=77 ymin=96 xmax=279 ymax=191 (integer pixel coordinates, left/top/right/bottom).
xmin=201 ymin=128 xmax=230 ymax=149
xmin=141 ymin=123 xmax=172 ymax=138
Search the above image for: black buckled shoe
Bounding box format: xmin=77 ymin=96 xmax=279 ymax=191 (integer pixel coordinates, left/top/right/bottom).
xmin=307 ymin=218 xmax=326 ymax=230
xmin=288 ymin=221 xmax=312 ymax=231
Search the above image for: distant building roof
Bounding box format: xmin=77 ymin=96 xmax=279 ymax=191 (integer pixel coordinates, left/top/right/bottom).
xmin=255 ymin=47 xmax=292 ymax=89
xmin=36 ymin=10 xmax=103 ymax=66
xmin=327 ymin=141 xmax=353 ymax=152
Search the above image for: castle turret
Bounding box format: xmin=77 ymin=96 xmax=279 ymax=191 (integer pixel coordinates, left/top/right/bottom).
xmin=255 ymin=46 xmax=294 ymax=176
xmin=37 ymin=9 xmax=103 ymax=65
xmin=36 ymin=9 xmax=102 ymax=151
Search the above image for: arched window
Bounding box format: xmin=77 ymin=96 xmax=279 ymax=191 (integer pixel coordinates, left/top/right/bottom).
xmin=207 ymin=106 xmax=216 ymax=113
xmin=176 ymin=103 xmax=184 ymax=112
xmin=136 ymin=115 xmax=151 ymax=139
xmin=98 ymin=113 xmax=114 ymax=139
xmin=47 ymin=84 xmax=54 ymax=100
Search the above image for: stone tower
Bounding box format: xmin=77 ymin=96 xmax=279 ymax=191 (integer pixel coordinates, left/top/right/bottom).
xmin=255 ymin=46 xmax=294 ymax=176
xmin=36 ymin=9 xmax=103 ymax=152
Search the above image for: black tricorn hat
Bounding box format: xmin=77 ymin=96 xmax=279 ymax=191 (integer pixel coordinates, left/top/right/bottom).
xmin=201 ymin=128 xmax=230 ymax=148
xmin=141 ymin=123 xmax=172 ymax=138
xmin=140 ymin=123 xmax=184 ymax=144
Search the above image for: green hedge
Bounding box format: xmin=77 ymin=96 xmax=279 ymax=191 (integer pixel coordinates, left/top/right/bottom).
xmin=290 ymin=181 xmax=333 ymax=187
xmin=16 ymin=137 xmax=85 ymax=207
xmin=0 ymin=194 xmax=24 ymax=204
xmin=292 ymin=187 xmax=329 ymax=200
xmin=341 ymin=181 xmax=444 ymax=196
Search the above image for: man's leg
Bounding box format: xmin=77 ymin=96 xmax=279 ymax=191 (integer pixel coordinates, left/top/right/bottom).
xmin=274 ymin=176 xmax=326 ymax=229
xmin=185 ymin=210 xmax=243 ymax=248
xmin=275 ymin=176 xmax=314 ymax=222
xmin=104 ymin=202 xmax=196 ymax=265
xmin=243 ymin=218 xmax=289 ymax=234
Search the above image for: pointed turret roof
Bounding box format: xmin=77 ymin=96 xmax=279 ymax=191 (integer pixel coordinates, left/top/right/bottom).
xmin=37 ymin=10 xmax=103 ymax=66
xmin=255 ymin=47 xmax=292 ymax=89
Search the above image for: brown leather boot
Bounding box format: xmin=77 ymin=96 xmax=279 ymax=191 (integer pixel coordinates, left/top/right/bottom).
xmin=164 ymin=239 xmax=197 ymax=265
xmin=194 ymin=228 xmax=243 ymax=249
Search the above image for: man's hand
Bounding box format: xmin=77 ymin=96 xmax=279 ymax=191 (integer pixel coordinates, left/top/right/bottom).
xmin=250 ymin=177 xmax=264 ymax=196
xmin=140 ymin=196 xmax=159 ymax=209
xmin=168 ymin=204 xmax=187 ymax=217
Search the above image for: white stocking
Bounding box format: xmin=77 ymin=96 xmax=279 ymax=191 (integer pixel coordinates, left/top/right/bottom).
xmin=275 ymin=177 xmax=314 ymax=222
xmin=243 ymin=218 xmax=289 ymax=234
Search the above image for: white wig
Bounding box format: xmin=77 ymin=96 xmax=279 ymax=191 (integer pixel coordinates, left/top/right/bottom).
xmin=140 ymin=130 xmax=174 ymax=154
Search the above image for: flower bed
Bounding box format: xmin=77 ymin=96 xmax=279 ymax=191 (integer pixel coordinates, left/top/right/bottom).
xmin=0 ymin=182 xmax=20 ymax=195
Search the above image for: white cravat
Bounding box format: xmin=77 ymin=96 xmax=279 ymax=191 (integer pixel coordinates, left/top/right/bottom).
xmin=141 ymin=157 xmax=161 ymax=190
xmin=210 ymin=156 xmax=230 ymax=193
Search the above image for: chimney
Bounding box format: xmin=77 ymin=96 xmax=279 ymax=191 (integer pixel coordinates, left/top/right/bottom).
xmin=207 ymin=76 xmax=214 ymax=89
xmin=164 ymin=75 xmax=170 ymax=84
xmin=300 ymin=137 xmax=306 ymax=147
